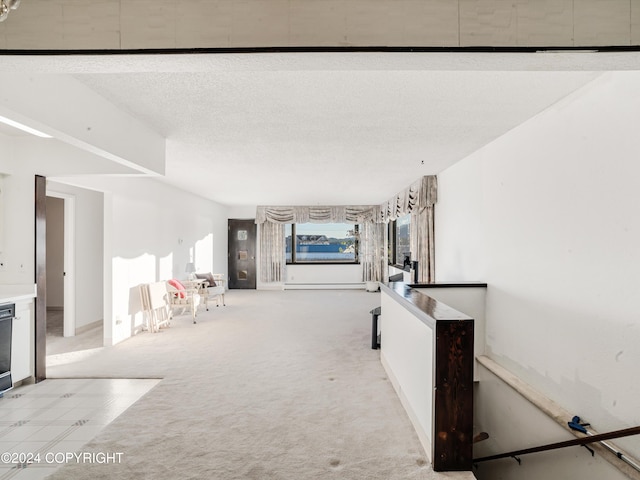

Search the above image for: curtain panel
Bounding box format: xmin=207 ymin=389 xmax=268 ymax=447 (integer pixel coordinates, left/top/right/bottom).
xmin=360 ymin=222 xmax=386 ymax=282
xmin=412 ymin=205 xmax=435 ymax=283
xmin=259 ymin=221 xmax=286 ymax=283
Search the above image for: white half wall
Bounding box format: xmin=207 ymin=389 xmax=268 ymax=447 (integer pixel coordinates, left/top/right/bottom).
xmin=380 ymin=289 xmax=434 ymax=461
xmin=436 ymin=71 xmax=640 ymax=462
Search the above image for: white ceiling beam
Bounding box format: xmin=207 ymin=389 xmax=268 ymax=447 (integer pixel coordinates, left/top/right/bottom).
xmin=0 ymin=73 xmax=165 ymax=176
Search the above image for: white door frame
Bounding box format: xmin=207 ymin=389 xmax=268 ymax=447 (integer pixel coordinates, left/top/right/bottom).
xmin=46 ymin=190 xmax=76 ymax=337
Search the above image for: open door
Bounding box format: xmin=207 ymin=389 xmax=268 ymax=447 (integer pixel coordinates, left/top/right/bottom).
xmin=228 ymin=219 xmax=257 ymax=289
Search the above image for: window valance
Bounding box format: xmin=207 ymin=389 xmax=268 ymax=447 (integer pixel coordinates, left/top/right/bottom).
xmin=376 ymin=175 xmax=437 ymax=223
xmin=255 ymin=176 xmax=436 ymax=226
xmin=255 ymin=205 xmax=377 ymax=225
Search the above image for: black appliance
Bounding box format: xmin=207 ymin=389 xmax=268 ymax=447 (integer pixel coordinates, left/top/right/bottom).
xmin=0 ymin=303 xmax=14 ymax=395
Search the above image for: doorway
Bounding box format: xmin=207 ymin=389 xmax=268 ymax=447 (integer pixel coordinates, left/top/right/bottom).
xmin=45 ymin=192 xmax=76 ymax=338
xmin=45 ymin=196 xmax=64 ymax=338
xmin=44 ymin=185 xmax=105 ymax=362
xmin=228 ymin=219 xmax=257 ymax=289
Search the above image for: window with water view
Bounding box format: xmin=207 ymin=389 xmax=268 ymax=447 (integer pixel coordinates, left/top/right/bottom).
xmin=395 ymin=214 xmax=411 ymax=268
xmin=286 ymin=223 xmax=358 ymax=263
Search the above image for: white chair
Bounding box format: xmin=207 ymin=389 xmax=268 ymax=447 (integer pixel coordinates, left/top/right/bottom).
xmin=140 ymin=282 xmax=171 ymax=333
xmin=192 ymin=273 xmax=226 ymax=311
xmin=166 ymin=279 xmax=201 ymax=324
xmin=209 ymin=274 xmax=226 ymax=308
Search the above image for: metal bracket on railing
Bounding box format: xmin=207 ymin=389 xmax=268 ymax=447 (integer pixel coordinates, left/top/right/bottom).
xmin=569 ymin=415 xmax=640 ymax=473
xmin=511 ymin=455 xmax=521 ymax=465
xmin=569 ymin=416 xmax=595 ymax=456
xmin=582 ymin=444 xmax=595 ymax=457
xmin=473 ymin=424 xmax=640 ymax=467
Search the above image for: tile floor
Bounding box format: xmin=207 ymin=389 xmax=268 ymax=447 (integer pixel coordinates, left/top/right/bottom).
xmin=0 ymin=378 xmax=160 ymax=479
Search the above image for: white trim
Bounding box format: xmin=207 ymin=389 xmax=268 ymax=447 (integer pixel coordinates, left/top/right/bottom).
xmin=284 ymin=283 xmax=365 ymax=290
xmin=75 ymin=319 xmax=102 ymax=335
xmin=257 ymin=283 xmax=285 ymax=291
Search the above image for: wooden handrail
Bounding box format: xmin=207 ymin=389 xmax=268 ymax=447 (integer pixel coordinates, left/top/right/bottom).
xmin=473 ymin=426 xmax=640 ymax=464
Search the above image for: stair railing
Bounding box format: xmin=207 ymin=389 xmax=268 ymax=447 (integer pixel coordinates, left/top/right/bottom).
xmin=473 ymin=425 xmax=640 ymax=472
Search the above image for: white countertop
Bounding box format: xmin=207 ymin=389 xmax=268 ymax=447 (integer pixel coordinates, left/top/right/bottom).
xmin=0 ymin=284 xmax=37 ymax=304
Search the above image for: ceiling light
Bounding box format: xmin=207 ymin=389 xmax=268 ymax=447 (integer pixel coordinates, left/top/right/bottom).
xmin=0 ymin=0 xmax=20 ymax=22
xmin=0 ymin=115 xmax=52 ymax=138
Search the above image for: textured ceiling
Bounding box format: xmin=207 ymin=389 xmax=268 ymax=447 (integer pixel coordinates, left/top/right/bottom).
xmin=4 ymin=51 xmax=634 ymax=206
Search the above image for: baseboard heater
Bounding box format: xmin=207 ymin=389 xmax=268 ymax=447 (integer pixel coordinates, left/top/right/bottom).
xmin=285 ymin=283 xmax=365 ymax=290
xmin=0 ymin=304 xmax=14 ymax=395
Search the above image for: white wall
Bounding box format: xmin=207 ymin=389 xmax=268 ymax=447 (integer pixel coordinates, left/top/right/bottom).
xmin=227 ymin=206 xmax=256 ymax=219
xmin=473 ymin=363 xmax=624 ymax=480
xmin=100 ymin=177 xmax=228 ymax=345
xmin=0 ymin=134 xmax=108 ymax=332
xmin=0 ymin=133 xmax=137 ymax=286
xmin=0 ymin=130 xmax=229 ymax=346
xmin=0 ymin=135 xmax=35 ymax=285
xmin=0 ymin=172 xmax=34 ymax=283
xmin=285 ymin=264 xmax=363 ymax=289
xmin=436 ymin=71 xmax=640 ymax=470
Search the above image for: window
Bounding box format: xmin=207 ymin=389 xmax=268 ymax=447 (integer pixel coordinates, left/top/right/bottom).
xmin=286 ymin=223 xmax=358 ymax=264
xmin=392 ymin=214 xmax=411 ymax=269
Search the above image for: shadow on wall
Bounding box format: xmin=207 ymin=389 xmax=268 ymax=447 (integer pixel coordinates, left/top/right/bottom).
xmin=127 ymin=284 xmax=145 ymax=337
xmin=116 ymin=233 xmax=215 ymax=341
xmin=484 ymin=285 xmax=640 ymax=454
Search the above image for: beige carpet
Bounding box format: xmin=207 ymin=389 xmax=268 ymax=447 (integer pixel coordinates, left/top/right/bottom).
xmin=46 ymin=309 xmax=103 ymax=356
xmin=45 ymin=289 xmax=464 ymax=479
